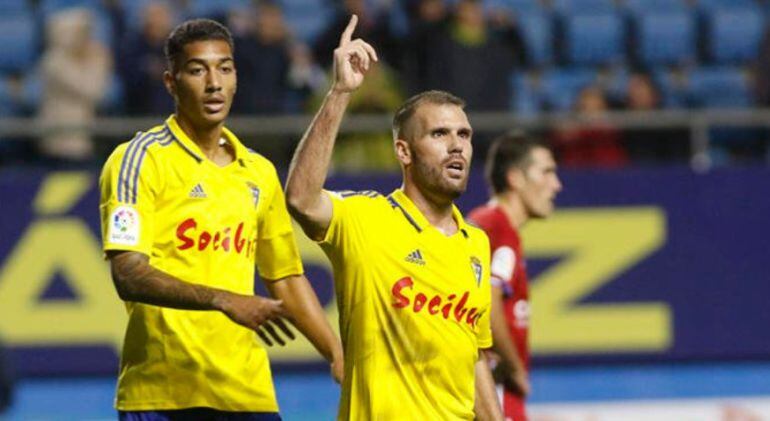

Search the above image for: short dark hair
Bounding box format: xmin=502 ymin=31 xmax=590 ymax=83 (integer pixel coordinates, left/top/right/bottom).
xmin=392 ymin=90 xmax=466 ymax=140
xmin=164 ymin=19 xmax=234 ymax=71
xmin=486 ymin=131 xmax=550 ymax=194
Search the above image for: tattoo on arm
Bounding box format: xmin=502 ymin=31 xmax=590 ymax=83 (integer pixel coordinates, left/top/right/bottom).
xmin=109 ymin=251 xmax=224 ymax=311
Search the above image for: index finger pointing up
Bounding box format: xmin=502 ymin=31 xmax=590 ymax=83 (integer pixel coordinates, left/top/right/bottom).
xmin=340 ymin=14 xmax=358 ymax=45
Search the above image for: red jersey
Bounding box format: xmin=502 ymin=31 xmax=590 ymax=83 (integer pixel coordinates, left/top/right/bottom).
xmin=468 ymin=204 xmax=530 ymax=369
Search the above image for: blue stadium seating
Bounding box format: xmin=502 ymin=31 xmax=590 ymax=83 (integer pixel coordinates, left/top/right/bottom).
xmin=696 ymin=0 xmax=757 ymax=10
xmin=189 ymin=0 xmax=250 ymax=18
xmin=652 ymin=68 xmax=688 ymax=108
xmin=687 ymin=67 xmax=752 ymax=108
xmin=510 ymin=72 xmax=541 ymax=116
xmin=633 ymin=10 xmax=696 ymax=65
xmin=623 ymin=0 xmax=688 ymax=12
xmin=706 ymin=7 xmax=764 ymax=64
xmin=39 ymin=0 xmax=101 ymax=16
xmin=0 ymin=0 xmax=29 ymax=14
xmin=280 ymin=0 xmax=332 ymax=43
xmin=518 ymin=11 xmax=554 ymax=66
xmin=0 ymin=13 xmax=36 ymax=73
xmin=563 ymin=12 xmax=624 ymax=65
xmin=484 ymin=0 xmax=542 ymax=14
xmin=552 ymin=0 xmax=615 ymax=13
xmin=539 ymin=68 xmax=598 ymax=111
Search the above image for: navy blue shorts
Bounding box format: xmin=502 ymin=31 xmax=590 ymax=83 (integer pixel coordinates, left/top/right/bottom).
xmin=118 ymin=408 xmax=282 ymax=421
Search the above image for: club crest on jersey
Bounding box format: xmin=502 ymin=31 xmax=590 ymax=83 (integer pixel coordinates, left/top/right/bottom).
xmin=246 ymin=182 xmax=260 ymax=207
xmin=470 ymin=256 xmax=482 ymax=286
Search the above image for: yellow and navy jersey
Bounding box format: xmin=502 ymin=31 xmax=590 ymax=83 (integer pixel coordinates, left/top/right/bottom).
xmin=98 ymin=115 xmax=303 ymax=411
xmin=319 ymin=188 xmax=492 ymax=420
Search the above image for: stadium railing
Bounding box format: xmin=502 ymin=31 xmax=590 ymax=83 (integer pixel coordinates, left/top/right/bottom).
xmin=1 ymin=108 xmax=769 ymax=170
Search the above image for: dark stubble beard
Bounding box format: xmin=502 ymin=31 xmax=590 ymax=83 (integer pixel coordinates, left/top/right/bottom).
xmin=411 ymin=152 xmax=467 ymax=202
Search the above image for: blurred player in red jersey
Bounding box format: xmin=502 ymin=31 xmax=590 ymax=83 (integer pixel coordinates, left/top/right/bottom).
xmin=468 ymin=132 xmax=562 ymax=421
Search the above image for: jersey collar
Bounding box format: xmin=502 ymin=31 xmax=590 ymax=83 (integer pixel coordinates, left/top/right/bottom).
xmin=388 ymin=189 xmax=470 ymax=238
xmin=166 ymin=115 xmax=253 ymax=164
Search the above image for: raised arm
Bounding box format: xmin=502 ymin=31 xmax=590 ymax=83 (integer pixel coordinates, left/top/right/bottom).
xmin=285 ymin=15 xmax=378 ymax=241
xmin=109 ymin=250 xmax=293 ymax=346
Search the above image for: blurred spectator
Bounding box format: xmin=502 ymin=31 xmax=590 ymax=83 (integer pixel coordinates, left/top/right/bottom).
xmin=402 ymin=0 xmax=449 ymax=95
xmin=552 ymin=86 xmax=628 ymax=167
xmin=313 ymin=0 xmax=399 ymax=70
xmin=119 ymin=1 xmax=174 ymax=116
xmin=231 ymin=1 xmax=324 ymax=114
xmin=38 ymin=8 xmax=112 ymax=163
xmin=405 ymin=0 xmax=527 ymax=111
xmin=622 ymin=73 xmax=689 ymax=164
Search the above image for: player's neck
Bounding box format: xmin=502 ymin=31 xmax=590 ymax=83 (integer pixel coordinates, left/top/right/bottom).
xmin=493 ymin=192 xmax=527 ymax=229
xmin=175 ymin=112 xmax=230 ymax=161
xmin=402 ymin=183 xmax=458 ymax=236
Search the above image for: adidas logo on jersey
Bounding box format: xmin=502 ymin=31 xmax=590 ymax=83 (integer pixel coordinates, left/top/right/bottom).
xmin=405 ymin=249 xmax=425 ymax=266
xmin=189 ymin=183 xmax=207 ymax=199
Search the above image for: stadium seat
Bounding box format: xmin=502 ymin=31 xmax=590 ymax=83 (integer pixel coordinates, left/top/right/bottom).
xmin=0 ymin=0 xmax=29 ymax=14
xmin=39 ymin=0 xmax=101 ymax=16
xmin=510 ymin=72 xmax=541 ymax=116
xmin=696 ymin=0 xmax=756 ymax=10
xmin=189 ymin=0 xmax=250 ymax=18
xmin=651 ymin=67 xmax=688 ymax=108
xmin=281 ymin=0 xmax=333 ymax=44
xmin=552 ymin=0 xmax=614 ymax=14
xmin=0 ymin=13 xmax=36 ymax=73
xmin=98 ymin=74 xmax=125 ymax=114
xmin=687 ymin=67 xmax=752 ymax=108
xmin=623 ymin=0 xmax=688 ymax=12
xmin=563 ymin=12 xmax=624 ymax=65
xmin=484 ymin=0 xmax=542 ymax=14
xmin=632 ymin=10 xmax=696 ymax=65
xmin=539 ymin=68 xmax=598 ymax=111
xmin=706 ymin=7 xmax=764 ymax=64
xmin=518 ymin=11 xmax=554 ymax=67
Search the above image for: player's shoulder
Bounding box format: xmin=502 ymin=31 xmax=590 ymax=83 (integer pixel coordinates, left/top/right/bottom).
xmin=108 ymin=125 xmax=174 ymax=163
xmin=328 ymin=189 xmax=385 ymax=201
xmin=327 ymin=189 xmax=388 ymax=214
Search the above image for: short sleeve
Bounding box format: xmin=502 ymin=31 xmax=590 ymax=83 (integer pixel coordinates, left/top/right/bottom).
xmin=255 ymin=168 xmax=304 ymax=280
xmin=490 ymin=246 xmax=516 ymax=289
xmin=318 ymin=190 xmax=380 ymax=265
xmin=99 ymin=142 xmax=158 ymax=256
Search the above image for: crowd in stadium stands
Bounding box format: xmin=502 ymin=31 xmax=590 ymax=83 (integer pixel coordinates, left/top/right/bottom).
xmin=0 ymin=0 xmax=768 ymax=166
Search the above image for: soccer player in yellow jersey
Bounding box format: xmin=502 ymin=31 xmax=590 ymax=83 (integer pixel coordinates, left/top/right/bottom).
xmin=99 ymin=19 xmax=342 ymax=420
xmin=285 ymin=16 xmax=503 ymax=420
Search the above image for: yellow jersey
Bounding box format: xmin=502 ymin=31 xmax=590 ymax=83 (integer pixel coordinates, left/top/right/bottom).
xmin=319 ymin=188 xmax=492 ymax=420
xmin=99 ymin=115 xmax=303 ymax=411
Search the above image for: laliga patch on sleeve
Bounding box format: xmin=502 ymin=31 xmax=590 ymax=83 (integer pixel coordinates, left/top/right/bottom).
xmin=491 ymin=246 xmax=516 ymax=281
xmin=108 ymin=206 xmax=140 ymax=246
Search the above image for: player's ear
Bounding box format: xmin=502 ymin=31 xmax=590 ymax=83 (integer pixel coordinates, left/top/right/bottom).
xmin=163 ymin=69 xmax=176 ymax=97
xmin=507 ymin=167 xmax=525 ymax=191
xmin=394 ymin=138 xmax=411 ymax=166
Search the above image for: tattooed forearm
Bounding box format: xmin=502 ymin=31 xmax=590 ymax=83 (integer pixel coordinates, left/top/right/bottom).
xmin=109 ymin=251 xmax=228 ymax=311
